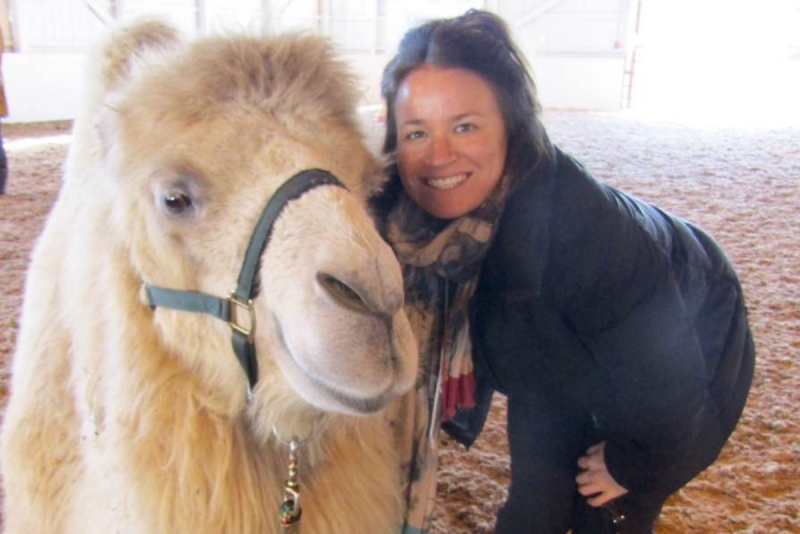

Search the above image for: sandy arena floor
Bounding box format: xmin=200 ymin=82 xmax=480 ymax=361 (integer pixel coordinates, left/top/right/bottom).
xmin=0 ymin=111 xmax=798 ymax=533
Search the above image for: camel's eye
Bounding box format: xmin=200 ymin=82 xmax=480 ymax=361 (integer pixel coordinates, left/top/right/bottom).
xmin=162 ymin=192 xmax=193 ymax=215
xmin=153 ymin=174 xmax=203 ymax=220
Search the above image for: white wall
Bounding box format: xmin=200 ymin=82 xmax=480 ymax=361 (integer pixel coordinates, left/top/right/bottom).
xmin=532 ymin=55 xmax=625 ymax=110
xmin=498 ymin=0 xmax=632 ymax=110
xmin=0 ymin=0 xmax=635 ymax=122
xmin=347 ymin=0 xmax=634 ymax=110
xmin=7 ymin=0 xmax=800 ymax=123
xmin=4 ymin=53 xmax=86 ymax=123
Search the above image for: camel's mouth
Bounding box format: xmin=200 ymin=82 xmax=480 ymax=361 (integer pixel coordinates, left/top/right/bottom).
xmin=265 ymin=311 xmax=402 ymax=416
xmin=284 ymin=343 xmax=399 ymax=415
xmin=307 ymin=374 xmax=395 ymax=414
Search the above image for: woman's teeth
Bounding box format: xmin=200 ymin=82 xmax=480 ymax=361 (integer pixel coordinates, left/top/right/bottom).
xmin=426 ymin=173 xmax=468 ymax=190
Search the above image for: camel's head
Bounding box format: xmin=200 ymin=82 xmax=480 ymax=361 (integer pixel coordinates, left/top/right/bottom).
xmin=87 ymin=20 xmax=417 ymax=432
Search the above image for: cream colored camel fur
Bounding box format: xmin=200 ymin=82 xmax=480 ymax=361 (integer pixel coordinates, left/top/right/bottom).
xmin=0 ymin=20 xmax=418 ymax=534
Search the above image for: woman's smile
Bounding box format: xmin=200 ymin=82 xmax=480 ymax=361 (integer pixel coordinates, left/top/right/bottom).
xmin=425 ymin=172 xmax=469 ymax=190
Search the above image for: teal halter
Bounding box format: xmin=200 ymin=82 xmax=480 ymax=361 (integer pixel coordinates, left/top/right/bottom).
xmin=145 ymin=169 xmax=346 ymax=400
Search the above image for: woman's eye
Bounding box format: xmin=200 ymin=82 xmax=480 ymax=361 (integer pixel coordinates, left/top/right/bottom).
xmin=163 ymin=192 xmax=193 ymax=215
xmin=403 ymin=130 xmax=426 ymax=141
xmin=455 ymin=123 xmax=476 ymax=133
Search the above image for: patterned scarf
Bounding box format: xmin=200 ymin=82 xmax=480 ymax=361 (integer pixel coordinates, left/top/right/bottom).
xmin=385 ymin=178 xmax=509 ymax=533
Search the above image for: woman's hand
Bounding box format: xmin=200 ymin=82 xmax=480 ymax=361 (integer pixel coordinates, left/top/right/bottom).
xmin=576 ymin=441 xmax=628 ymax=507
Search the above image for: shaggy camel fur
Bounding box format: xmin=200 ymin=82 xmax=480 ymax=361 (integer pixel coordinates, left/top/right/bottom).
xmin=0 ymin=20 xmax=418 ymax=534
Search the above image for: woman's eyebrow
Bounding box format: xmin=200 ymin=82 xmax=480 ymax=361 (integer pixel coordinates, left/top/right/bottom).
xmin=453 ymin=112 xmax=481 ymax=121
xmin=400 ymin=113 xmax=481 ymax=128
xmin=399 ymin=118 xmax=426 ymax=128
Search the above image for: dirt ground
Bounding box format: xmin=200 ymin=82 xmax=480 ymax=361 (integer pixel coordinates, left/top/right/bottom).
xmin=0 ymin=111 xmax=798 ymax=533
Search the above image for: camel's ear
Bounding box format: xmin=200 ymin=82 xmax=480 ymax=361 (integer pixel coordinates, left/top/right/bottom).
xmin=89 ymin=19 xmax=181 ymax=162
xmin=98 ymin=18 xmax=181 ymax=95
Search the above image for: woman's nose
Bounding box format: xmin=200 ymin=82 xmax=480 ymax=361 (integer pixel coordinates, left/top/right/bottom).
xmin=427 ymin=135 xmax=456 ymax=166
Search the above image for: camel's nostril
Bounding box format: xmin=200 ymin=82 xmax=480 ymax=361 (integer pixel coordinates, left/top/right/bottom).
xmin=317 ymin=273 xmax=368 ymax=313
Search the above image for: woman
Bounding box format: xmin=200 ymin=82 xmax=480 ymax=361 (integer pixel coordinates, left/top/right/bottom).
xmin=374 ymin=10 xmax=755 ymax=534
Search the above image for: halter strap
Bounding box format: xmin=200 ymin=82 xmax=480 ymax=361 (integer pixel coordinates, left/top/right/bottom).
xmin=145 ymin=169 xmax=346 ymax=400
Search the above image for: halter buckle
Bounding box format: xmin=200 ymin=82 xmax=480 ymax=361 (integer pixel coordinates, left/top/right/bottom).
xmin=228 ymin=292 xmax=255 ymax=341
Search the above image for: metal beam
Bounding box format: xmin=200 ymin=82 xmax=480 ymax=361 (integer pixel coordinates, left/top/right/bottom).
xmin=195 ymin=0 xmax=205 ymax=32
xmin=81 ymin=0 xmax=113 ymax=25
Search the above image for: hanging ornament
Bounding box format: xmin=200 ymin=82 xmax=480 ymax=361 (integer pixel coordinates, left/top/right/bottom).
xmin=279 ymin=437 xmax=302 ymax=533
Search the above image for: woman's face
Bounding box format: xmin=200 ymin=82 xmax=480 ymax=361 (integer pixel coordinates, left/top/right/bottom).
xmin=394 ymin=65 xmax=508 ymax=220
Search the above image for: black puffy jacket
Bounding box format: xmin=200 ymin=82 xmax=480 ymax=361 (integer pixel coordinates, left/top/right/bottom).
xmin=445 ymin=145 xmax=755 ymax=495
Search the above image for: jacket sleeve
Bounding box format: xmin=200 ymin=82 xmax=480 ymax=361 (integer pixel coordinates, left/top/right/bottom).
xmin=580 ymin=270 xmax=711 ymax=492
xmin=550 ymin=155 xmax=724 ymax=493
xmin=592 ymin=266 xmax=750 ymax=493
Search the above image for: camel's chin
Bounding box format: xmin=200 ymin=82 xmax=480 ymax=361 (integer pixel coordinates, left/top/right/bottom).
xmin=259 ymin=302 xmax=416 ymax=416
xmin=287 ymin=360 xmax=400 ymax=415
xmin=266 ymin=341 xmax=398 ymax=416
xmin=304 ymin=375 xmax=396 ymax=415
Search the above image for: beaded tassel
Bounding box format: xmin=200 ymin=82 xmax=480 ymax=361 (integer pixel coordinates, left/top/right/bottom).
xmin=279 ymin=437 xmax=302 ymax=533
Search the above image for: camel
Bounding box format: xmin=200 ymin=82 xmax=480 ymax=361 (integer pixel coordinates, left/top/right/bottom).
xmin=0 ymin=19 xmax=418 ymax=534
